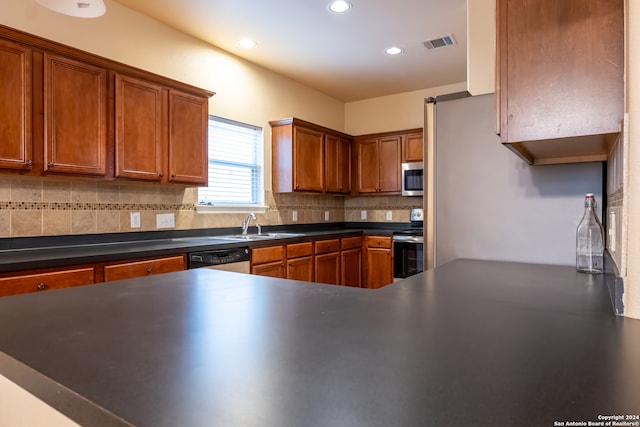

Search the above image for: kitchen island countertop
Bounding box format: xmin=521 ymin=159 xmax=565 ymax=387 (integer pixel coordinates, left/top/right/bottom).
xmin=0 ymin=259 xmax=639 ymax=426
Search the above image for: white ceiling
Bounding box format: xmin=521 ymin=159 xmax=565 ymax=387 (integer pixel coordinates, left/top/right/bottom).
xmin=113 ymin=0 xmax=468 ymax=102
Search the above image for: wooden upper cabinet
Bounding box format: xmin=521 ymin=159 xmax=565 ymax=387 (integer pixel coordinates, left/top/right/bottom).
xmin=168 ymin=90 xmax=209 ymax=185
xmin=43 ymin=53 xmax=107 ymax=176
xmin=293 ymin=126 xmax=324 ymax=192
xmin=402 ymin=132 xmax=423 ymax=163
xmin=115 ymin=74 xmax=164 ymax=181
xmin=0 ymin=39 xmax=32 ymax=171
xmin=356 ymin=134 xmax=401 ymax=194
xmin=496 ymin=0 xmax=624 ymax=165
xmin=325 ymin=134 xmax=351 ymax=194
xmin=271 ymin=118 xmax=351 ymax=194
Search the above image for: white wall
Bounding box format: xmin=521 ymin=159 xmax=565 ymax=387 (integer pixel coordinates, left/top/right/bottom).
xmin=344 ymin=82 xmax=466 ymax=135
xmin=467 ymin=0 xmax=495 ymax=95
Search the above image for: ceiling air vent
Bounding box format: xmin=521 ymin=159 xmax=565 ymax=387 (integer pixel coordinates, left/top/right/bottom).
xmin=423 ymin=34 xmax=457 ymax=50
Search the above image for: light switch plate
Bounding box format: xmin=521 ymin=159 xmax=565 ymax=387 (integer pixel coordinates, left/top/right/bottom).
xmin=156 ymin=213 xmax=175 ymax=229
xmin=292 ymin=211 xmax=298 ymax=222
xmin=361 ymin=210 xmax=367 ymax=220
xmin=130 ymin=212 xmax=140 ymax=228
xmin=325 ymin=211 xmax=330 ymax=221
xmin=386 ymin=211 xmax=393 ymax=221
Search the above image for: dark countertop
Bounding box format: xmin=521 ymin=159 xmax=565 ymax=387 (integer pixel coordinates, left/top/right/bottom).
xmin=0 ymin=223 xmax=401 ymax=273
xmin=1 ymin=259 xmax=639 ymax=426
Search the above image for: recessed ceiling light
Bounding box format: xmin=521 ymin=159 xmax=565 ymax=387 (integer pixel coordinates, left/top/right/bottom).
xmin=385 ymin=46 xmax=403 ymax=55
xmin=328 ymin=0 xmax=352 ymax=13
xmin=236 ymin=39 xmax=257 ymax=49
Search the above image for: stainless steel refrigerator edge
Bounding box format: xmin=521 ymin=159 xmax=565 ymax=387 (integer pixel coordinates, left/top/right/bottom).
xmin=424 ymin=93 xmax=604 ymax=269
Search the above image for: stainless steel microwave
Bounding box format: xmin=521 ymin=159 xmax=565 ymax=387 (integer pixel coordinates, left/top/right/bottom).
xmin=401 ymin=162 xmax=424 ymax=196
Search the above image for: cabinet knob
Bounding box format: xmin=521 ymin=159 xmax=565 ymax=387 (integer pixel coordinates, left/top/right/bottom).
xmin=47 ymin=162 xmax=54 ymax=167
xmin=26 ymin=160 xmax=33 ymax=167
xmin=146 ymin=267 xmax=153 ymax=274
xmin=36 ymin=283 xmax=47 ymax=291
xmin=295 ymin=184 xmax=300 ymax=190
xmin=158 ymin=173 xmax=164 ymax=178
xmin=170 ymin=174 xmax=176 ymax=179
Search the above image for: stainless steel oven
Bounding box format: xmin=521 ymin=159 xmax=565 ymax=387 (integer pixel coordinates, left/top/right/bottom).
xmin=393 ymin=208 xmax=424 ymax=278
xmin=401 ymin=162 xmax=424 ymax=196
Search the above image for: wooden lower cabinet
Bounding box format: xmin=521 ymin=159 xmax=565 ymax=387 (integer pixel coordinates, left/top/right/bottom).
xmin=314 ymin=239 xmax=340 ymax=285
xmin=286 ymin=242 xmax=314 ymax=281
xmin=341 ymin=248 xmax=362 ymax=287
xmin=103 ymin=255 xmax=185 ymax=282
xmin=0 ymin=267 xmax=95 ymax=297
xmin=363 ymin=235 xmax=393 ymax=289
xmin=251 ymin=245 xmax=286 ymax=279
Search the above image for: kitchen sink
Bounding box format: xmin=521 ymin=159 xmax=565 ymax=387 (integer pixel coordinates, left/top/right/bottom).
xmin=216 ymin=232 xmax=304 ymax=241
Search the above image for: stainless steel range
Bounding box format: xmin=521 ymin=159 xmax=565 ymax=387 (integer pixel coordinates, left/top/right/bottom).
xmin=393 ymin=208 xmax=424 ymax=278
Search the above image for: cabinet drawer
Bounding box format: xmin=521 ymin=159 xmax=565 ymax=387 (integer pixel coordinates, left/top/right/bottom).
xmin=252 ymin=245 xmax=284 ymax=265
xmin=341 ymin=236 xmax=362 ymax=250
xmin=103 ymin=255 xmax=185 ymax=282
xmin=315 ymin=239 xmax=340 ymax=255
xmin=0 ymin=267 xmax=95 ymax=297
xmin=287 ymin=241 xmax=313 ymax=259
xmin=366 ymin=235 xmax=392 ymax=249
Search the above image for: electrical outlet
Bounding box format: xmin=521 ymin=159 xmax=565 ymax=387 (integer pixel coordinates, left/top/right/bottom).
xmin=292 ymin=211 xmax=298 ymax=222
xmin=325 ymin=211 xmax=330 ymax=221
xmin=130 ymin=212 xmax=140 ymax=228
xmin=386 ymin=211 xmax=393 ymax=221
xmin=156 ymin=213 xmax=175 ymax=229
xmin=361 ymin=210 xmax=367 ymax=220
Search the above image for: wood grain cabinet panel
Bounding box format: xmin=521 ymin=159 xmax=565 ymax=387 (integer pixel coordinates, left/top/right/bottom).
xmin=363 ymin=236 xmax=393 ymax=289
xmin=44 ymin=53 xmax=107 ymax=176
xmin=325 ymin=134 xmax=351 ymax=194
xmin=115 ymin=74 xmax=164 ymax=181
xmin=355 ymin=134 xmax=401 ymax=194
xmin=315 ymin=252 xmax=340 ymax=285
xmin=287 ymin=256 xmax=314 ymax=282
xmin=251 ymin=245 xmax=286 ymax=278
xmin=497 ymin=0 xmax=624 ymax=165
xmin=168 ymin=90 xmax=209 ymax=185
xmin=341 ymin=248 xmax=362 ymax=288
xmin=402 ymin=132 xmax=423 ymax=163
xmin=0 ymin=267 xmax=94 ymax=297
xmin=293 ymin=126 xmax=325 ymax=192
xmin=0 ymin=39 xmax=32 ymax=171
xmin=103 ymin=255 xmax=185 ymax=282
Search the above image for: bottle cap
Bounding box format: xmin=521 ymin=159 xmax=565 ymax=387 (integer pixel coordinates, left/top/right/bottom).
xmin=586 ymin=193 xmax=594 ymax=198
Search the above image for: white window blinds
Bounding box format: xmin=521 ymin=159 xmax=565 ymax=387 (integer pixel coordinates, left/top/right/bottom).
xmin=198 ymin=116 xmax=263 ymax=206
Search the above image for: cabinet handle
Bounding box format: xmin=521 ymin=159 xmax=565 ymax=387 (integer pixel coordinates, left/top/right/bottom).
xmin=158 ymin=173 xmax=164 ymax=178
xmin=47 ymin=162 xmax=54 ymax=167
xmin=146 ymin=267 xmax=153 ymax=274
xmin=170 ymin=174 xmax=176 ymax=179
xmin=26 ymin=160 xmax=33 ymax=166
xmin=36 ymin=283 xmax=47 ymax=291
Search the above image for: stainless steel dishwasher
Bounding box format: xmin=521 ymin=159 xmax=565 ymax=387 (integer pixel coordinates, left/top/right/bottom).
xmin=188 ymin=247 xmax=251 ymax=273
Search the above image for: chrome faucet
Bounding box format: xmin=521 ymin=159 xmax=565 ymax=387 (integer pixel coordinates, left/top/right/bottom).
xmin=241 ymin=213 xmax=256 ymax=236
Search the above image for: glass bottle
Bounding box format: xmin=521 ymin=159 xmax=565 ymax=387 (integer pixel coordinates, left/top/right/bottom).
xmin=576 ymin=193 xmax=604 ymax=273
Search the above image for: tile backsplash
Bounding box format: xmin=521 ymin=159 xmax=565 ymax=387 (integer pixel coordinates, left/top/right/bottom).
xmin=0 ymin=176 xmax=422 ymax=238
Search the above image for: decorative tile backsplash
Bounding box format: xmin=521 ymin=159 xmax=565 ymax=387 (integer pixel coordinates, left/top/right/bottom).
xmin=0 ymin=175 xmax=423 ymax=238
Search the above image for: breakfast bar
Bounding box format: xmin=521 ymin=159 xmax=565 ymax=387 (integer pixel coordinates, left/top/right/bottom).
xmin=1 ymin=259 xmax=639 ymax=426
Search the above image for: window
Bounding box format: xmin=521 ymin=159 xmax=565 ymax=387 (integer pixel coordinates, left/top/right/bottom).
xmin=198 ymin=116 xmax=264 ymax=210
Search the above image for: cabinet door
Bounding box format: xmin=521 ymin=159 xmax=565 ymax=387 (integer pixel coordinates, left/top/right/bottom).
xmin=315 ymin=252 xmax=340 ymax=285
xmin=402 ymin=132 xmax=423 ymax=163
xmin=287 ymin=256 xmax=314 ymax=282
xmin=378 ymin=136 xmax=401 ymax=193
xmin=0 ymin=39 xmax=32 ymax=171
xmin=325 ymin=134 xmax=351 ymax=194
xmin=252 ymin=261 xmax=286 ymax=278
xmin=356 ymin=138 xmax=379 ymax=193
xmin=0 ymin=267 xmax=94 ymax=297
xmin=168 ymin=90 xmax=208 ymax=185
xmin=497 ymin=0 xmax=623 ymax=162
xmin=293 ymin=126 xmax=324 ymax=192
xmin=341 ymin=248 xmax=361 ymax=287
xmin=103 ymin=255 xmax=185 ymax=282
xmin=115 ymin=74 xmax=164 ymax=181
xmin=365 ymin=248 xmax=393 ymax=289
xmin=44 ymin=53 xmax=107 ymax=176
